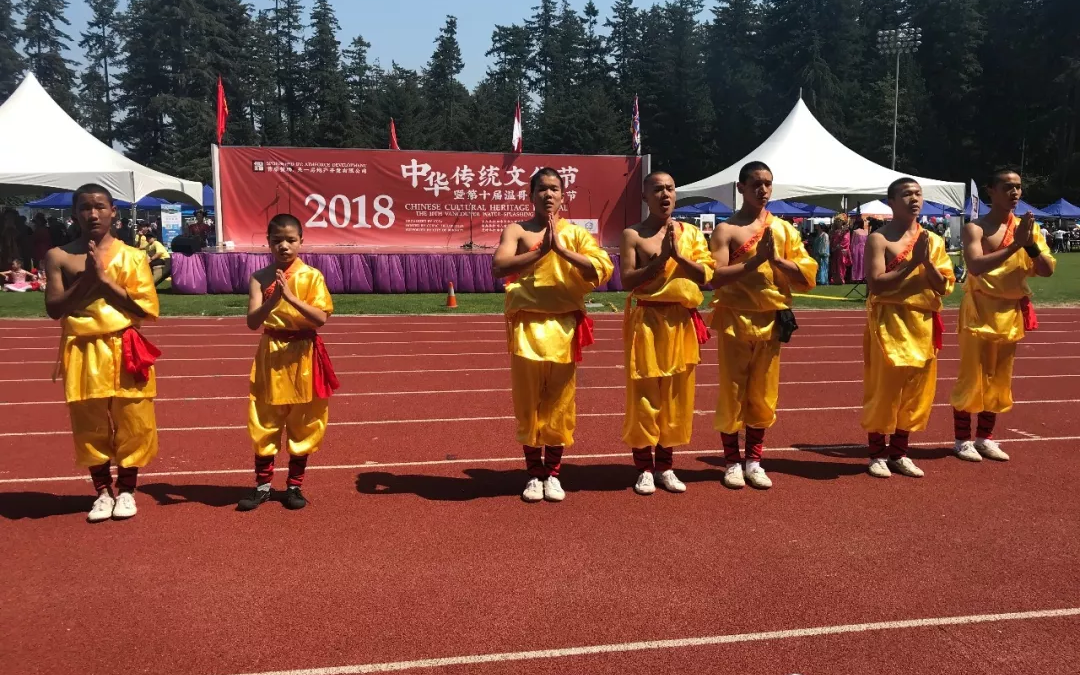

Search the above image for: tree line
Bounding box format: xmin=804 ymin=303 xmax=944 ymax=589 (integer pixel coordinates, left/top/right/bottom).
xmin=0 ymin=0 xmax=1078 ymax=203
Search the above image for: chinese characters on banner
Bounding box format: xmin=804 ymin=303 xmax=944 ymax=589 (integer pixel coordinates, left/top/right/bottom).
xmin=217 ymin=147 xmax=644 ymax=248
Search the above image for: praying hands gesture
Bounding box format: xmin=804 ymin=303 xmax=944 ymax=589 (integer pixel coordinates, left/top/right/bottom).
xmin=909 ymin=230 xmax=930 ymax=267
xmin=1014 ymin=212 xmax=1036 ymax=248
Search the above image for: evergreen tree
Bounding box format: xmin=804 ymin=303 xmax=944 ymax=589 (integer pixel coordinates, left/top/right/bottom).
xmin=421 ymin=15 xmax=471 ymax=150
xmin=707 ymin=0 xmax=766 ymax=165
xmin=303 ymin=0 xmax=352 ymax=147
xmin=18 ymin=0 xmax=77 ymax=115
xmin=269 ymin=0 xmax=305 ymax=144
xmin=77 ymin=0 xmax=118 ymax=144
xmin=371 ymin=64 xmax=427 ymax=149
xmin=343 ymin=35 xmax=375 ymax=147
xmin=250 ymin=9 xmax=287 ymax=145
xmin=472 ymin=24 xmax=531 ymax=153
xmin=0 ymin=0 xmax=23 ymax=101
xmin=604 ymin=0 xmax=639 ymax=93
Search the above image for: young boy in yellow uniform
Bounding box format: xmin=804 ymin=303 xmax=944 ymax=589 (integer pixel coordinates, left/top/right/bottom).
xmin=44 ymin=184 xmax=161 ymax=522
xmin=863 ymin=178 xmax=955 ymax=478
xmin=620 ymin=171 xmax=713 ymax=495
xmin=492 ymin=168 xmax=614 ymax=503
xmin=238 ymin=214 xmax=338 ymax=511
xmin=951 ymin=169 xmax=1055 ymax=462
xmin=709 ymin=162 xmax=818 ymax=490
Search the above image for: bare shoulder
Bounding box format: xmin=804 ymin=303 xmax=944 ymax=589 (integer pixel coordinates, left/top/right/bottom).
xmin=866 ymin=230 xmax=887 ymax=249
xmin=622 ymin=223 xmax=644 ymax=242
xmin=250 ymin=264 xmax=276 ymax=287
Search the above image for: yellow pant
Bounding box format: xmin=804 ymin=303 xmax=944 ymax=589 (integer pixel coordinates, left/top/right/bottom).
xmin=68 ymin=397 xmax=158 ymax=468
xmin=623 ymin=367 xmax=695 ymax=448
xmin=714 ymin=332 xmax=781 ymax=434
xmin=950 ymin=331 xmax=1016 ymax=414
xmin=862 ymin=335 xmax=937 ymax=434
xmin=510 ymin=355 xmax=576 ymax=447
xmin=248 ymin=397 xmax=329 ymax=457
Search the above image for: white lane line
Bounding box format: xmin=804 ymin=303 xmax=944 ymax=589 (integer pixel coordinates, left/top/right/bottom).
xmin=1008 ymin=429 xmax=1042 ymax=439
xmin=219 ymin=607 xmax=1080 ymax=675
xmin=4 ymin=434 xmax=1080 ymax=485
xmin=1 ymin=399 xmax=1075 ymax=438
xmin=2 ymin=374 xmax=1079 ymax=407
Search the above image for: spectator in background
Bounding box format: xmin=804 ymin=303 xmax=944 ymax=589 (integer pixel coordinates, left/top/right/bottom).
xmin=0 ymin=209 xmax=19 ymax=270
xmin=830 ymin=214 xmax=851 ymax=284
xmin=145 ymin=231 xmax=172 ymax=286
xmin=1053 ymin=227 xmax=1065 ymax=253
xmin=48 ymin=216 xmax=68 ymax=247
xmin=813 ymin=222 xmax=831 ymax=285
xmin=32 ymin=216 xmax=52 ymax=268
xmin=115 ymin=217 xmax=134 ymax=247
xmin=850 ymin=216 xmax=869 ymax=281
xmin=188 ymin=210 xmax=211 ymax=247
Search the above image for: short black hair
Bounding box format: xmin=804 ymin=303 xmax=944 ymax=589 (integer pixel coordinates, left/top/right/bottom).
xmin=72 ymin=183 xmax=114 ymax=210
xmin=529 ymin=167 xmax=564 ymax=193
xmin=988 ymin=167 xmax=1021 ymax=188
xmin=267 ymin=213 xmax=303 ymax=237
xmin=887 ymin=177 xmax=920 ymax=200
xmin=643 ymin=170 xmax=673 ymax=188
xmin=738 ymin=161 xmax=772 ymax=184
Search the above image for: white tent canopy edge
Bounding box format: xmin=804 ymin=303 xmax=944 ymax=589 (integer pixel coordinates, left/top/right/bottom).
xmin=0 ymin=72 xmax=202 ymax=205
xmin=679 ymin=99 xmax=964 ymax=211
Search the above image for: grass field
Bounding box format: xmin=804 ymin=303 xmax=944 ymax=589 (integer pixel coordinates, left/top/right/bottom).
xmin=2 ymin=254 xmax=1076 ymax=317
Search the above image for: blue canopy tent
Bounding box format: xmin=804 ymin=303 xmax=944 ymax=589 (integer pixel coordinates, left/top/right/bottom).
xmin=674 ymin=201 xmax=733 ymax=217
xmin=1043 ymin=198 xmax=1080 ymax=218
xmin=921 ymin=201 xmax=960 ymax=217
xmin=787 ymin=201 xmax=836 ymax=218
xmin=765 ymin=200 xmax=810 ymax=218
xmin=977 ymin=199 xmax=1049 ymax=218
xmin=27 ymin=191 xmax=168 ymax=210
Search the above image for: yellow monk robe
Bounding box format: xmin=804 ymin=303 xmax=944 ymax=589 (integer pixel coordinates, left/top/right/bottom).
xmin=60 ymin=240 xmax=160 ymax=468
xmin=249 ymin=260 xmax=335 ymax=458
xmin=862 ymin=231 xmax=955 ymax=434
xmin=504 ymin=219 xmax=614 ymax=447
xmin=623 ymin=223 xmax=714 ymax=448
xmin=951 ymin=219 xmax=1055 ymax=415
xmin=710 ymin=215 xmax=817 ymax=434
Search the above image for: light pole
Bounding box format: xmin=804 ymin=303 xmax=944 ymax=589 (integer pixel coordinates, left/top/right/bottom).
xmin=876 ymin=26 xmax=921 ymax=170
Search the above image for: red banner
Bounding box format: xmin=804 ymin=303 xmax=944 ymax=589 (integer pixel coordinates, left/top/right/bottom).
xmin=217 ymin=147 xmax=644 ymax=249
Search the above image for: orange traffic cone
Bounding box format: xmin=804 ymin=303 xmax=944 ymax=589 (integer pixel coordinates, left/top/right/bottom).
xmin=446 ymin=281 xmax=458 ymax=308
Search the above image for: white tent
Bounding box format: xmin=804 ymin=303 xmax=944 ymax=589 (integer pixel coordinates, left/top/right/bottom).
xmin=850 ymin=200 xmax=894 ymax=218
xmin=681 ymin=99 xmax=964 ymax=210
xmin=0 ymin=72 xmax=202 ymax=204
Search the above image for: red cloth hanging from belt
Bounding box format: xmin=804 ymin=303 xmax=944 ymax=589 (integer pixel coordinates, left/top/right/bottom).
xmin=571 ymin=311 xmax=595 ymax=363
xmin=1020 ymin=296 xmax=1038 ymax=331
xmin=263 ymin=328 xmax=341 ymax=398
xmin=932 ymin=312 xmax=944 ymax=352
xmin=636 ymin=300 xmax=712 ymax=345
xmin=121 ymin=327 xmax=161 ymax=383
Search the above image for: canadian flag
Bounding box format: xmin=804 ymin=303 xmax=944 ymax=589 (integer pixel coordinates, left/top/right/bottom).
xmin=511 ymin=101 xmax=523 ymax=153
xmin=389 ymin=118 xmax=400 ymax=150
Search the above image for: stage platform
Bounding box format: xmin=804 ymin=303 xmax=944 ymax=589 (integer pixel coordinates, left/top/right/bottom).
xmin=170 ymin=249 xmax=625 ymax=294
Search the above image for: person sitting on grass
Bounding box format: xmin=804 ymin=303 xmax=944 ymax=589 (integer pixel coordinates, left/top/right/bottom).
xmin=238 ymin=214 xmax=339 ymax=512
xmin=145 ymin=232 xmax=172 ymax=286
xmin=2 ymin=258 xmax=37 ymax=292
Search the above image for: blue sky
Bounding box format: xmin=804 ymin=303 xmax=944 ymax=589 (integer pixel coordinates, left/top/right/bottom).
xmin=62 ymin=0 xmax=708 ymax=88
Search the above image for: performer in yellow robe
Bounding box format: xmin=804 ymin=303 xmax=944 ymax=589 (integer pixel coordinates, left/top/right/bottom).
xmin=709 ymin=162 xmax=817 ymax=490
xmin=492 ymin=168 xmax=614 ymax=503
xmin=239 ymin=214 xmax=338 ymax=512
xmin=951 ymin=169 xmax=1055 ymax=463
xmin=44 ymin=184 xmax=161 ymax=523
xmin=862 ymin=178 xmax=955 ymax=479
xmin=620 ymin=171 xmax=714 ymax=496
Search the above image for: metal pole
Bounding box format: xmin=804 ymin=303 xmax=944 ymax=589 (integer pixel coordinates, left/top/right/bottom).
xmin=892 ymin=50 xmax=900 ymax=171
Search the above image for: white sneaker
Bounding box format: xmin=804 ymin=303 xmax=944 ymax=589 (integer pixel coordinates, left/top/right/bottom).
xmin=112 ymin=491 xmax=137 ymax=519
xmin=522 ymin=477 xmax=544 ymax=503
xmin=868 ymin=458 xmax=891 ymax=478
xmin=543 ymin=476 xmax=565 ymax=502
xmin=634 ymin=471 xmax=656 ymax=495
xmin=975 ymin=438 xmax=1010 ymax=461
xmin=744 ymin=464 xmax=773 ymax=489
xmin=87 ymin=490 xmax=115 ymax=523
xmin=954 ymin=440 xmax=982 ymax=462
xmin=723 ymin=463 xmax=745 ymax=489
xmin=656 ymin=470 xmax=686 ymax=493
xmin=888 ymin=456 xmax=925 ymax=478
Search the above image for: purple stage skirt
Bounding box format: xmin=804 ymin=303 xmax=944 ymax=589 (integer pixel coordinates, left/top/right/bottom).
xmin=170 ymin=252 xmax=625 ymax=295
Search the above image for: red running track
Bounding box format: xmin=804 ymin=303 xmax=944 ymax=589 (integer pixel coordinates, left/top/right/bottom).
xmin=1 ymin=308 xmax=1079 ymax=675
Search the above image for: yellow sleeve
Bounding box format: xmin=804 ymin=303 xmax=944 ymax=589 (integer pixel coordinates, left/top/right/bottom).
xmin=306 ymin=270 xmax=334 ymax=315
xmin=571 ymin=226 xmax=614 ymax=288
xmin=126 ymin=249 xmax=160 ymax=320
xmin=1029 ymin=225 xmax=1057 ymax=276
xmin=687 ymin=226 xmax=714 ymax=285
xmin=782 ymin=221 xmax=817 ymax=292
xmin=930 ymin=236 xmax=956 ymax=297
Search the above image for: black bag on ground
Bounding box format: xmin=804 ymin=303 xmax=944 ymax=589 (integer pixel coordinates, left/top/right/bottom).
xmin=170 ymin=235 xmax=203 ymax=255
xmin=776 ymin=309 xmax=798 ymax=343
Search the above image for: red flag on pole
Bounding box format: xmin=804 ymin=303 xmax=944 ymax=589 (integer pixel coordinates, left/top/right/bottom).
xmin=512 ymin=100 xmax=523 ymax=153
xmin=389 ymin=118 xmax=400 ymax=150
xmin=215 ymin=76 xmax=229 ymax=144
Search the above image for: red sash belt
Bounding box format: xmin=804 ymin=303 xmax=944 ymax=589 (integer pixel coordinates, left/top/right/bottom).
xmin=121 ymin=327 xmax=161 ymax=383
xmin=637 ymin=300 xmax=711 ymax=345
xmin=572 ymin=312 xmax=595 ymax=363
xmin=932 ymin=312 xmax=944 ymax=352
xmin=264 ymin=328 xmax=341 ymax=398
xmin=1020 ymin=297 xmax=1038 ymax=331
